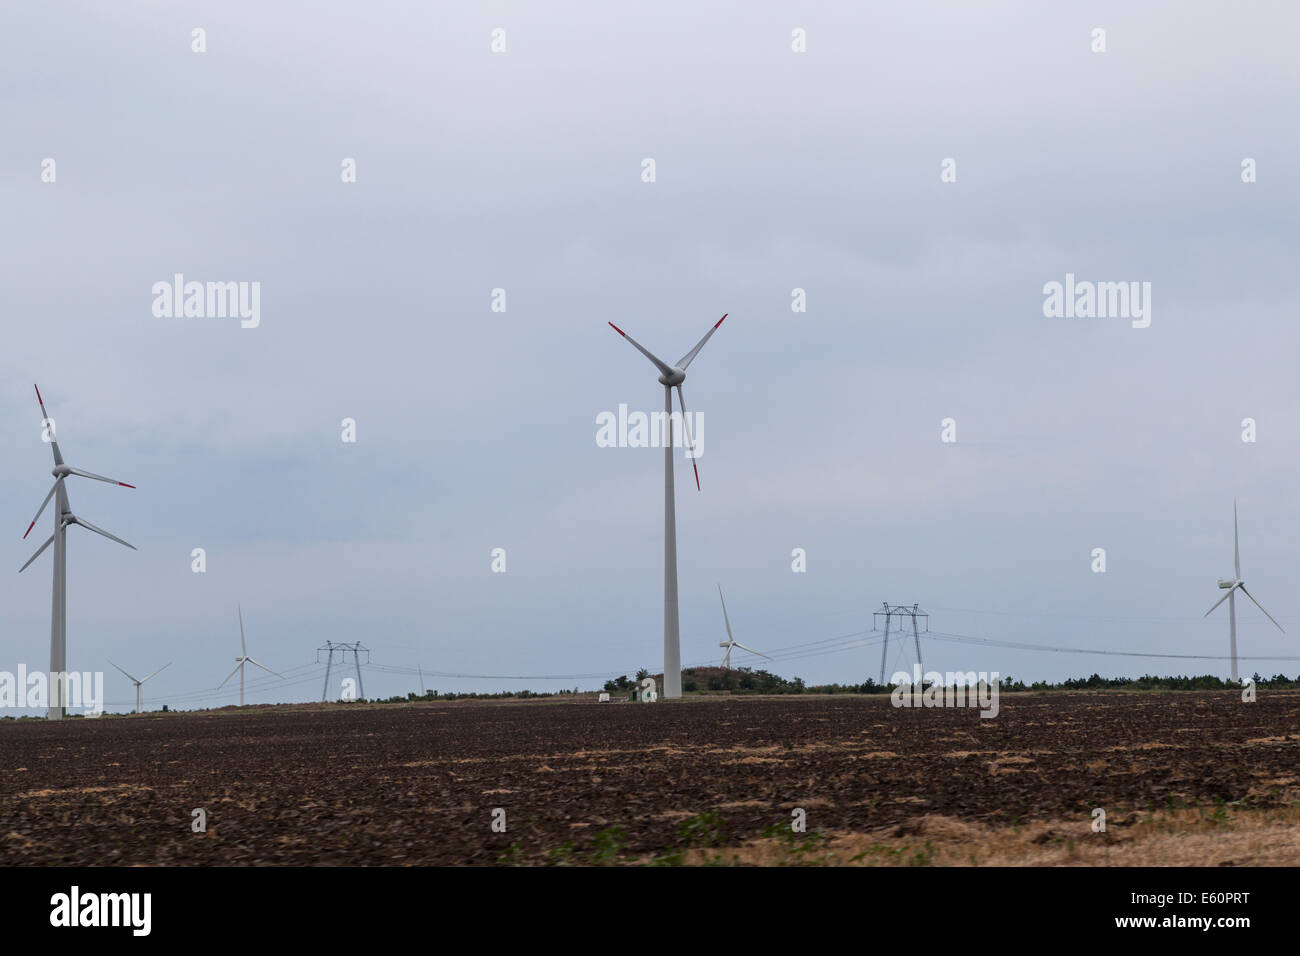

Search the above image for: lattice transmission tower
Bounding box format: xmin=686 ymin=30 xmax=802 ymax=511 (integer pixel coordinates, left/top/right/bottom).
xmin=318 ymin=641 xmax=369 ymax=702
xmin=872 ymin=603 xmax=929 ymax=684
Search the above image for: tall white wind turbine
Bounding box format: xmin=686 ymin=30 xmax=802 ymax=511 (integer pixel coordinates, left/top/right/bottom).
xmin=19 ymin=385 xmax=136 ymax=720
xmin=608 ymin=314 xmax=727 ymax=699
xmin=109 ymin=660 xmax=171 ymax=714
xmin=717 ymin=585 xmax=771 ymax=670
xmin=1204 ymin=500 xmax=1284 ymax=682
xmin=219 ymin=606 xmax=282 ymax=706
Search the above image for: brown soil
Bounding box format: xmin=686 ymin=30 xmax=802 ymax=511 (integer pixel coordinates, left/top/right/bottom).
xmin=1 ymin=691 xmax=1297 ymax=865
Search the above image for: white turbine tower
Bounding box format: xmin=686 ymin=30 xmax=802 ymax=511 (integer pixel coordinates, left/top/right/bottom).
xmin=717 ymin=585 xmax=771 ymax=670
xmin=608 ymin=314 xmax=728 ymax=699
xmin=109 ymin=660 xmax=171 ymax=714
xmin=1204 ymin=500 xmax=1284 ymax=683
xmin=219 ymin=606 xmax=282 ymax=705
xmin=19 ymin=385 xmax=136 ymax=720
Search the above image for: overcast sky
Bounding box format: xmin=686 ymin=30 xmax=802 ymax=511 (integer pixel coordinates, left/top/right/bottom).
xmin=2 ymin=1 xmax=1298 ymax=713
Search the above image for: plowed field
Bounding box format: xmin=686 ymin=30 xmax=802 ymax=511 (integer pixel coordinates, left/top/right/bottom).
xmin=3 ymin=692 xmax=1298 ymax=865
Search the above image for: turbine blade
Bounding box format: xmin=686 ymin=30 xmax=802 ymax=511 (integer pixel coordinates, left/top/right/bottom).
xmin=218 ymin=663 xmax=242 ymax=688
xmin=1239 ymin=585 xmax=1285 ymax=633
xmin=246 ymin=658 xmax=283 ymax=679
xmin=239 ymin=606 xmax=247 ymax=657
xmin=718 ymin=585 xmax=734 ymax=643
xmin=1233 ymin=500 xmax=1241 ymax=579
xmin=140 ymin=662 xmax=172 ymax=684
xmin=35 ymin=384 xmax=64 ymax=466
xmin=108 ymin=660 xmax=139 ymax=683
xmin=1204 ymin=585 xmax=1238 ymax=617
xmin=24 ymin=478 xmax=62 ymax=539
xmin=733 ymin=642 xmax=772 ymax=660
xmin=72 ymin=516 xmax=136 ymax=551
xmin=607 ymin=322 xmax=671 ymax=377
xmin=674 ymin=385 xmax=700 ymax=490
xmin=676 ymin=314 xmax=727 ymax=370
xmin=18 ymin=533 xmax=55 ymax=573
xmin=67 ymin=467 xmax=135 ymax=489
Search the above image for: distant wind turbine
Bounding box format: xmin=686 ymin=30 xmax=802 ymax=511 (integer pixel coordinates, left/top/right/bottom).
xmin=109 ymin=660 xmax=171 ymax=714
xmin=717 ymin=585 xmax=770 ymax=670
xmin=608 ymin=314 xmax=728 ymax=698
xmin=219 ymin=607 xmax=282 ymax=705
xmin=19 ymin=385 xmax=136 ymax=720
xmin=1204 ymin=500 xmax=1284 ymax=682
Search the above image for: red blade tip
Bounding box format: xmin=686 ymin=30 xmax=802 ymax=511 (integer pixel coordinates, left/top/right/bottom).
xmin=119 ymin=482 xmax=135 ymax=489
xmin=23 ymin=522 xmax=34 ymax=539
xmin=608 ymin=322 xmax=625 ymax=336
xmin=692 ymin=460 xmax=700 ymax=490
xmin=714 ymin=313 xmax=727 ymax=329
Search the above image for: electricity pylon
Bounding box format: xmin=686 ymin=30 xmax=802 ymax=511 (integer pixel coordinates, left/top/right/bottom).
xmin=318 ymin=641 xmax=369 ymax=701
xmin=873 ymin=603 xmax=928 ymax=684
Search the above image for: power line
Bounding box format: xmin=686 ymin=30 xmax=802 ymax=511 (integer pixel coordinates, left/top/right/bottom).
xmin=101 ymin=662 xmax=324 ymax=707
xmin=94 ymin=616 xmax=1300 ymax=711
xmin=924 ymin=629 xmax=1300 ymax=662
xmin=925 ymin=604 xmax=1300 ymax=627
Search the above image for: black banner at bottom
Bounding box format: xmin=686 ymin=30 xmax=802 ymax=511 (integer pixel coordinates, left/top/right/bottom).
xmin=0 ymin=865 xmax=1275 ymax=940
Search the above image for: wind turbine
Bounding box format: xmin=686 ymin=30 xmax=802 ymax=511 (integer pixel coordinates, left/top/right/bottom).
xmin=1204 ymin=500 xmax=1284 ymax=682
xmin=717 ymin=585 xmax=770 ymax=670
xmin=109 ymin=660 xmax=171 ymax=714
xmin=19 ymin=385 xmax=136 ymax=720
xmin=219 ymin=606 xmax=282 ymax=705
xmin=608 ymin=314 xmax=727 ymax=699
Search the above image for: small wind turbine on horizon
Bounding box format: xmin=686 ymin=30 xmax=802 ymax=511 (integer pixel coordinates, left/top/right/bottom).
xmin=109 ymin=660 xmax=171 ymax=714
xmin=19 ymin=385 xmax=136 ymax=720
xmin=1204 ymin=500 xmax=1284 ymax=683
xmin=608 ymin=314 xmax=728 ymax=699
xmin=717 ymin=585 xmax=771 ymax=670
xmin=219 ymin=606 xmax=282 ymax=705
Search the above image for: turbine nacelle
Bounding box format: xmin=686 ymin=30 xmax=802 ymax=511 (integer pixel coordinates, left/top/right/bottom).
xmin=1218 ymin=579 xmax=1238 ymax=589
xmin=657 ymin=367 xmax=686 ymax=387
